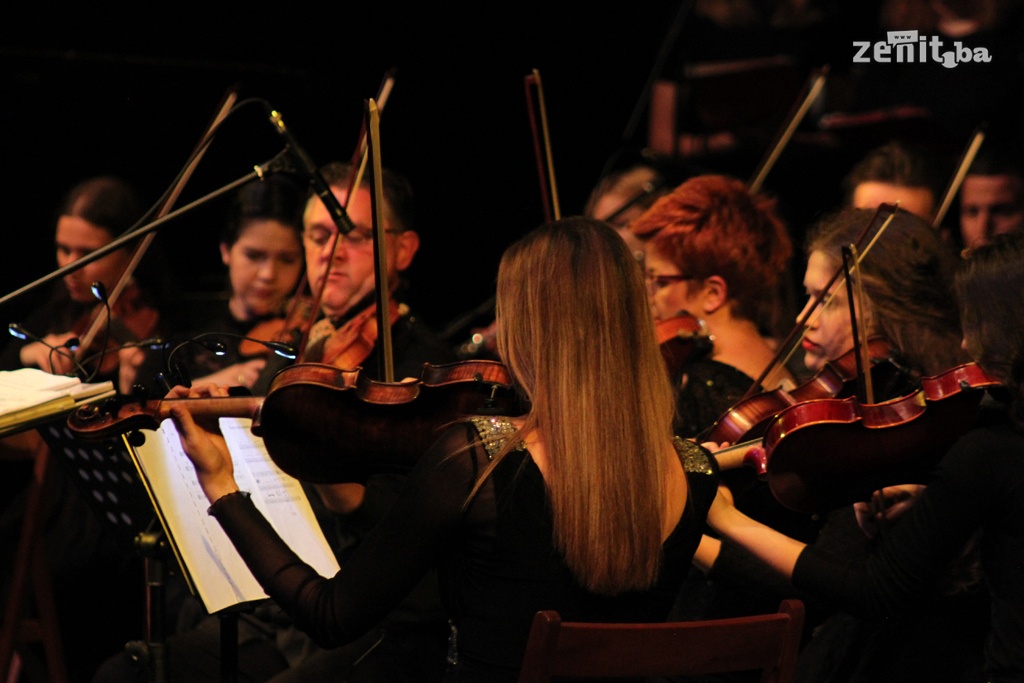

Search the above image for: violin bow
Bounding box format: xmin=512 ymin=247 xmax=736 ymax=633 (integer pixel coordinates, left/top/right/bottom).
xmin=366 ymin=97 xmax=395 ymax=383
xmin=347 ymin=68 xmax=397 ymax=202
xmin=739 ymin=203 xmax=898 ymax=401
xmin=932 ymin=125 xmax=986 ymax=230
xmin=748 ymin=66 xmax=828 ymax=194
xmin=524 ymin=68 xmax=561 ymax=222
xmin=842 ymin=243 xmax=875 ymax=404
xmin=294 ymin=70 xmax=397 ymax=360
xmin=75 ymin=86 xmax=239 ymax=365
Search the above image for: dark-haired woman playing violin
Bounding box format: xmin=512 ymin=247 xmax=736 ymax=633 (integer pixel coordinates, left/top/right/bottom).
xmin=0 ymin=176 xmax=161 ymax=391
xmin=168 ymin=174 xmax=306 ymax=391
xmin=708 ymin=230 xmax=1024 ymax=683
xmin=692 ymin=207 xmax=989 ymax=683
xmin=0 ymin=176 xmax=164 ymax=677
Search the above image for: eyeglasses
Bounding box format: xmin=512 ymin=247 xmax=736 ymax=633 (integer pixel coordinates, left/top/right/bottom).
xmin=303 ymin=227 xmax=399 ymax=250
xmin=645 ymin=273 xmax=693 ymax=292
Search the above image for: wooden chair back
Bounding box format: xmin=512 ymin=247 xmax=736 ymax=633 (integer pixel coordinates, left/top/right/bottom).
xmin=518 ymin=599 xmax=804 ymax=683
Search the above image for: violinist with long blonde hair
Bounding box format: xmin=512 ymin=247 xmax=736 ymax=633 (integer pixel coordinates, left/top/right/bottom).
xmin=166 ymin=218 xmax=719 ymax=682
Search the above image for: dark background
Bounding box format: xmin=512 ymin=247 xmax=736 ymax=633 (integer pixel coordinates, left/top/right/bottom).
xmin=1 ymin=2 xmax=1016 ymax=347
xmin=0 ymin=4 xmax=701 ymax=340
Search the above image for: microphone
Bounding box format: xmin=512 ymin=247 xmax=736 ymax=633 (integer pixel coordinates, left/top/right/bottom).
xmin=83 ymin=280 xmax=115 ymax=383
xmin=90 ymin=281 xmax=109 ymax=302
xmin=264 ymin=105 xmax=356 ymax=236
xmin=163 ymin=332 xmax=298 ymax=390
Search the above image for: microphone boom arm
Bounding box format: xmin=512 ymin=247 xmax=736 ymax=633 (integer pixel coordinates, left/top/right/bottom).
xmin=0 ymin=152 xmax=291 ymax=312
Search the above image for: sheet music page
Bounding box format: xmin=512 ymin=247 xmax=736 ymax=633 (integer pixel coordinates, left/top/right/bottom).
xmin=0 ymin=369 xmax=113 ymax=428
xmin=0 ymin=368 xmax=82 ymax=393
xmin=135 ymin=417 xmax=340 ymax=613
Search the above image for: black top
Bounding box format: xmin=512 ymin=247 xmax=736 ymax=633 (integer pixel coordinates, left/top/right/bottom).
xmin=794 ymin=418 xmax=1024 ymax=682
xmin=210 ymin=417 xmax=720 ymax=682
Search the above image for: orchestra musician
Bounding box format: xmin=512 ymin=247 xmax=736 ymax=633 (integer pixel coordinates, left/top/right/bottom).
xmin=705 ymin=229 xmax=1024 ymax=683
xmin=691 ymin=207 xmax=988 ymax=682
xmin=159 ymin=174 xmax=306 ymax=391
xmin=843 ymin=140 xmax=944 ymax=223
xmin=0 ymin=176 xmax=161 ymax=677
xmin=163 ymin=218 xmax=719 ymax=682
xmin=584 ymin=161 xmax=670 ymax=261
xmin=958 ymin=148 xmax=1024 ymax=252
xmin=252 ymin=161 xmax=453 ymax=391
xmin=0 ymin=176 xmax=161 ymax=392
xmin=629 ymin=173 xmax=796 ymax=438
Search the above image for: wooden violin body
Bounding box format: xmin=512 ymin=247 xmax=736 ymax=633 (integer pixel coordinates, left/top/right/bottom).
xmin=762 ymin=362 xmax=999 ymax=512
xmin=702 ymin=337 xmax=896 ymax=444
xmin=656 ymin=311 xmax=713 ymax=379
xmin=68 ymin=359 xmax=525 ymax=484
xmin=237 ymin=295 xmax=317 ymax=359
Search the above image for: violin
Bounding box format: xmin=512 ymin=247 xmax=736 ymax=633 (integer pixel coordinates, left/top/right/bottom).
xmin=67 ymin=359 xmax=525 ymax=483
xmin=656 ymin=311 xmax=713 ymax=379
xmin=761 ymin=362 xmax=999 ymax=512
xmin=701 ymin=337 xmax=897 ymax=445
xmin=316 ymin=300 xmax=403 ymax=370
xmin=237 ymin=294 xmax=316 ymax=359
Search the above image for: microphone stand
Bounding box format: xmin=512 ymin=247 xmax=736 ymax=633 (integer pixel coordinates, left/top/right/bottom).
xmin=0 ymin=151 xmax=293 ymax=312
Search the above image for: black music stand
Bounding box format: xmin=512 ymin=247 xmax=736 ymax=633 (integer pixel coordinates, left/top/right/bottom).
xmin=37 ymin=417 xmax=243 ymax=683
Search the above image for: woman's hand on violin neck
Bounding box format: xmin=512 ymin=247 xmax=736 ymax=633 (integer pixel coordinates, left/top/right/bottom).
xmin=166 ymin=384 xmax=239 ymax=504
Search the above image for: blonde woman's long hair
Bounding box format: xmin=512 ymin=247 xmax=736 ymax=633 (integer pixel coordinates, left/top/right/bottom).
xmin=492 ymin=217 xmax=679 ymax=595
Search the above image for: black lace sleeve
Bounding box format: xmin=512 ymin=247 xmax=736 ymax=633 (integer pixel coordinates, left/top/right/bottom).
xmin=210 ymin=422 xmax=484 ymax=647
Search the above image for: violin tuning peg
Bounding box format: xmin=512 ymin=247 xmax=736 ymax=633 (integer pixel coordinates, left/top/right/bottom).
xmin=127 ymin=430 xmax=147 ymax=448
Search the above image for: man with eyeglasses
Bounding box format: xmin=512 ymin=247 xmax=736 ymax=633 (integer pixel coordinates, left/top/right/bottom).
xmin=254 ymin=161 xmax=453 ymax=387
xmin=253 ymin=161 xmax=453 ymax=681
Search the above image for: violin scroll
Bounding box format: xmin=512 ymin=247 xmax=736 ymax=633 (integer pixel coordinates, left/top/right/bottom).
xmin=67 ymin=360 xmax=526 ymax=485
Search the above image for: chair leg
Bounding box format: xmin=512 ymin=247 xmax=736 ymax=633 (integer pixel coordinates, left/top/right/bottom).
xmin=0 ymin=441 xmax=68 ymax=683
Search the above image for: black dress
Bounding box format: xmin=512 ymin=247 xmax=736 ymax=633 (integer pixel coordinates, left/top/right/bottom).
xmin=210 ymin=416 xmax=720 ymax=682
